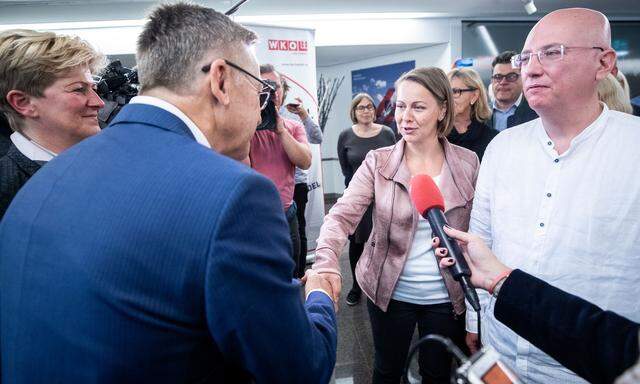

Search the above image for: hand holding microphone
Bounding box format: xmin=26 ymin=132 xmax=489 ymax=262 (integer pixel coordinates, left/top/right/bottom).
xmin=409 ymin=174 xmax=481 ymax=312
xmin=432 ymin=226 xmax=512 ymax=292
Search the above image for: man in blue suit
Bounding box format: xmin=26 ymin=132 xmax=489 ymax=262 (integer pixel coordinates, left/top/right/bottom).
xmin=0 ymin=3 xmax=337 ymax=383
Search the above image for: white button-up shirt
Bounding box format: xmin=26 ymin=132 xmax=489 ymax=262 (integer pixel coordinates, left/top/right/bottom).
xmin=469 ymin=104 xmax=640 ymax=383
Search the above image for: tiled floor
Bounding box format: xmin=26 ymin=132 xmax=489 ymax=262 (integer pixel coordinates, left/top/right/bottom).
xmin=328 ymin=250 xmax=374 ymax=384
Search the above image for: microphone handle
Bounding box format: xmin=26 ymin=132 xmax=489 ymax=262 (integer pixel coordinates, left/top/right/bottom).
xmin=426 ymin=209 xmax=481 ymax=312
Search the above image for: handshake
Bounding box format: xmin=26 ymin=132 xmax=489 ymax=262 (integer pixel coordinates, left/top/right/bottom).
xmin=301 ymin=270 xmax=342 ymax=311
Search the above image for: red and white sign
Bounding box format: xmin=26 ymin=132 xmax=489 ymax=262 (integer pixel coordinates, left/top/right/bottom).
xmin=268 ymin=39 xmax=309 ymax=52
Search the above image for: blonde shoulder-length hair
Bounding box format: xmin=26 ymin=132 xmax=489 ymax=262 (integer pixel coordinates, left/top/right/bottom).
xmin=447 ymin=67 xmax=492 ymax=123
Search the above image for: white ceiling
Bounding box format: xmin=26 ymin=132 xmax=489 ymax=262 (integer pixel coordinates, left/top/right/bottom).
xmin=317 ymin=43 xmax=437 ymax=67
xmin=0 ymin=0 xmax=639 ymax=24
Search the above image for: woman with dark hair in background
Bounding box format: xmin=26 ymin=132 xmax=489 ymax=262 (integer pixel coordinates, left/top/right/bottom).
xmin=337 ymin=93 xmax=395 ymax=306
xmin=315 ymin=68 xmax=479 ymax=383
xmin=447 ymin=68 xmax=498 ymax=161
xmin=0 ymin=29 xmax=105 ymax=219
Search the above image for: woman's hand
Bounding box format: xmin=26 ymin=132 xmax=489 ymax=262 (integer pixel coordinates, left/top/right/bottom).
xmin=432 ymin=226 xmax=511 ymax=291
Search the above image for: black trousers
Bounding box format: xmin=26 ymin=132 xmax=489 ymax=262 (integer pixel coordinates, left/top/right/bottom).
xmin=348 ymin=240 xmax=365 ymax=294
xmin=367 ymin=299 xmax=466 ymax=384
xmin=293 ymin=183 xmax=309 ymax=278
xmin=285 ymin=202 xmax=301 ymax=278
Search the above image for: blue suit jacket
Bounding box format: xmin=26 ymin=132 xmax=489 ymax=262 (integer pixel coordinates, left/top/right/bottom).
xmin=0 ymin=103 xmax=337 ymax=383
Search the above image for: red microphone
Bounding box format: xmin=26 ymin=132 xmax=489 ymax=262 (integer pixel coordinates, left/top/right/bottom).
xmin=410 ymin=174 xmax=480 ymax=312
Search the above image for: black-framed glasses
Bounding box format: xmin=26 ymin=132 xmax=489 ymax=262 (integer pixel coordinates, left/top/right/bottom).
xmin=355 ymin=105 xmax=375 ymax=112
xmin=201 ymin=59 xmax=275 ymax=110
xmin=451 ymin=87 xmax=477 ymax=98
xmin=491 ymin=73 xmax=520 ymax=83
xmin=511 ymin=45 xmax=604 ymax=68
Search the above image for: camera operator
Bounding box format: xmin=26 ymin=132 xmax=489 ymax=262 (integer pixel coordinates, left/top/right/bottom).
xmin=248 ymin=64 xmax=312 ymax=277
xmin=0 ymin=29 xmax=105 ymax=219
xmin=433 ymin=226 xmax=640 ymax=384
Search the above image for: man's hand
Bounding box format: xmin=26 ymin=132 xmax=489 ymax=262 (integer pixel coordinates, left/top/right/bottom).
xmin=285 ymin=97 xmax=309 ymax=120
xmin=274 ymin=114 xmax=286 ymax=135
xmin=302 ymin=270 xmax=339 ymax=312
xmin=432 ymin=226 xmax=511 ymax=291
xmin=466 ymin=332 xmax=481 ymax=354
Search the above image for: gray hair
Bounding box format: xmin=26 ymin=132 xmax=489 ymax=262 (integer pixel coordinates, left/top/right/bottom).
xmin=136 ymin=2 xmax=258 ymax=93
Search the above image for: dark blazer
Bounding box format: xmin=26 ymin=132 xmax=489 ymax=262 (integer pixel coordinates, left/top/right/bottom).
xmin=0 ymin=143 xmax=42 ymax=219
xmin=0 ymin=103 xmax=337 ymax=383
xmin=0 ymin=136 xmax=10 ymax=157
xmin=495 ymin=269 xmax=639 ymax=384
xmin=447 ymin=119 xmax=498 ymax=162
xmin=0 ymin=117 xmax=11 ymax=156
xmin=488 ymin=96 xmax=539 ymax=130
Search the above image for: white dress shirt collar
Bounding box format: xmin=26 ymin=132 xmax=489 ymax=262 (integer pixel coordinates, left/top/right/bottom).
xmin=129 ymin=95 xmax=211 ymax=148
xmin=535 ymin=102 xmax=609 ymax=158
xmin=10 ymin=131 xmax=56 ymax=162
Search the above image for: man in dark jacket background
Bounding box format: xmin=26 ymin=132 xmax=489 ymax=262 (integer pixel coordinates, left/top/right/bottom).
xmin=488 ymin=50 xmax=538 ymax=131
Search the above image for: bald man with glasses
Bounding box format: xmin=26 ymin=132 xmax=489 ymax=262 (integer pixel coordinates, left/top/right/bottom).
xmin=467 ymin=8 xmax=640 ymax=384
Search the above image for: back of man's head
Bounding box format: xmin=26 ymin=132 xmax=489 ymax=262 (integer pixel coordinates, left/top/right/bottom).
xmin=492 ymin=51 xmax=517 ymax=69
xmin=259 ymin=64 xmax=276 ymax=76
xmin=136 ymin=2 xmax=257 ymax=94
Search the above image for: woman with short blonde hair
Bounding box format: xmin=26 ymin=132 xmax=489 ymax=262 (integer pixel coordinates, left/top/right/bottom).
xmin=447 ymin=67 xmax=498 ymax=161
xmin=0 ymin=29 xmax=106 ymax=218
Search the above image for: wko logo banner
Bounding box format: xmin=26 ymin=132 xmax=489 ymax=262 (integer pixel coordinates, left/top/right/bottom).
xmin=268 ymin=39 xmax=308 ymax=52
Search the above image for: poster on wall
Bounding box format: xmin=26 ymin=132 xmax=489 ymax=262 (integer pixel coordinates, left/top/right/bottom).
xmin=247 ymin=24 xmax=324 ymax=257
xmin=351 ymin=60 xmax=415 ymax=133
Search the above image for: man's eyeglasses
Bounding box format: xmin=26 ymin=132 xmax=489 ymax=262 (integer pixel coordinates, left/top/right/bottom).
xmin=511 ymin=45 xmax=604 ymax=68
xmin=201 ymin=59 xmax=275 ymax=110
xmin=451 ymin=87 xmax=477 ymax=98
xmin=491 ymin=73 xmax=520 ymax=83
xmin=355 ymin=105 xmax=375 ymax=112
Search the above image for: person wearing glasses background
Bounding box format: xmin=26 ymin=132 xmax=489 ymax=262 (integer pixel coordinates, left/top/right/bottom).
xmin=446 ymin=68 xmax=498 ymax=161
xmin=0 ymin=29 xmax=105 ymax=220
xmin=336 ymin=93 xmax=396 ymax=306
xmin=0 ymin=3 xmax=337 ymax=382
xmin=248 ymin=64 xmax=312 ymax=278
xmin=487 ymin=51 xmax=538 ymax=132
xmin=467 ymin=8 xmax=640 ymax=384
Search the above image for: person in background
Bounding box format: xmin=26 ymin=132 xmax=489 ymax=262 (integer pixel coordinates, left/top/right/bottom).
xmin=433 ymin=226 xmax=639 ymax=384
xmin=612 ymin=69 xmax=640 ymax=116
xmin=446 ymin=68 xmax=498 ymax=161
xmin=468 ymin=8 xmax=640 ymax=383
xmin=314 ymin=67 xmax=479 ymax=383
xmin=336 ymin=93 xmax=395 ymax=306
xmin=598 ymin=73 xmax=633 ymax=114
xmin=279 ymin=78 xmax=323 ymax=277
xmin=249 ymin=64 xmax=312 ymax=277
xmin=0 ymin=29 xmax=105 ymax=219
xmin=488 ymin=50 xmax=538 ymax=131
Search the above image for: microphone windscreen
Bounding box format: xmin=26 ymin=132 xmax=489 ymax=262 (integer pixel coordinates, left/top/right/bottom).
xmin=409 ymin=174 xmax=445 ymax=215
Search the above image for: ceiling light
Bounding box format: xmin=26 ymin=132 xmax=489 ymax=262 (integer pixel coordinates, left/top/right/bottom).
xmin=522 ymin=0 xmax=537 ymax=15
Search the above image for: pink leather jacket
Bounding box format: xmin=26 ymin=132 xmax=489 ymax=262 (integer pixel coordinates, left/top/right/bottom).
xmin=313 ymin=138 xmax=479 ymax=314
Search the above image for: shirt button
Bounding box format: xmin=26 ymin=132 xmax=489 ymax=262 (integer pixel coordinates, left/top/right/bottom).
xmin=546 ymin=193 xmax=552 ymax=197
xmin=554 ymin=159 xmax=559 ymax=163
xmin=547 ymin=141 xmax=552 ymax=146
xmin=539 ymin=223 xmax=545 ymax=227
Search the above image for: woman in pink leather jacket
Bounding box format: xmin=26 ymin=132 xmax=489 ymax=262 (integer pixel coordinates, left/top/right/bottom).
xmin=313 ymin=67 xmax=480 ymax=384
